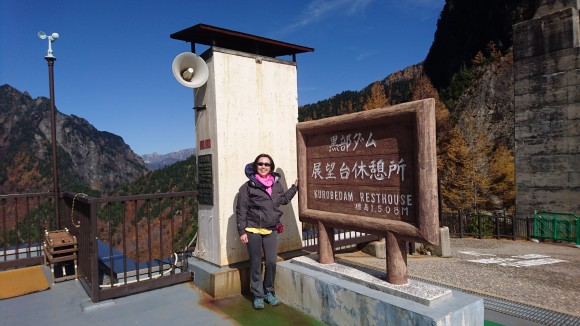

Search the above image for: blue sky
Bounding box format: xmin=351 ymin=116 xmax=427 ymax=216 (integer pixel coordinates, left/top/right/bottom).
xmin=1 ymin=0 xmax=444 ymax=155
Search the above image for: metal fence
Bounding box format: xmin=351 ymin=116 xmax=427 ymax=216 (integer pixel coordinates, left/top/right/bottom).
xmin=440 ymin=210 xmax=533 ymax=240
xmin=5 ymin=191 xmax=558 ymax=303
xmin=0 ymin=191 xmax=197 ymax=303
xmin=62 ymin=191 xmax=197 ymax=302
xmin=533 ymin=211 xmax=579 ymax=245
xmin=301 ymin=222 xmax=380 ymax=252
xmin=0 ymin=192 xmax=55 ymax=269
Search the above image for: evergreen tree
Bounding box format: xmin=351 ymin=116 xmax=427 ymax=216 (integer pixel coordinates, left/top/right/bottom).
xmin=363 ymin=82 xmax=389 ymax=110
xmin=439 ymin=126 xmax=472 ymax=211
xmin=489 ymin=144 xmax=515 ymax=212
xmin=460 ymin=114 xmax=492 ymax=211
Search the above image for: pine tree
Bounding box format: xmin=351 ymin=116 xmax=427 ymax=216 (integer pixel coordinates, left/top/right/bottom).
xmin=472 ymin=51 xmax=486 ymax=65
xmin=461 ymin=114 xmax=492 ymax=211
xmin=363 ymin=82 xmax=389 ymax=111
xmin=439 ymin=126 xmax=472 ymax=211
xmin=410 ymin=74 xmax=452 ymax=143
xmin=489 ymin=144 xmax=515 ymax=212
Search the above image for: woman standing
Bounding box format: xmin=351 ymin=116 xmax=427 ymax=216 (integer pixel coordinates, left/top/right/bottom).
xmin=236 ymin=153 xmax=298 ymax=310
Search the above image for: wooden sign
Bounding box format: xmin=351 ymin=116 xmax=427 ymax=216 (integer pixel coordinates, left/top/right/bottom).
xmin=297 ymin=99 xmax=439 ymax=245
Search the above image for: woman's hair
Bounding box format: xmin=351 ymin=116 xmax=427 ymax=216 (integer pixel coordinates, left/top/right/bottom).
xmin=252 ymin=153 xmax=275 ymax=174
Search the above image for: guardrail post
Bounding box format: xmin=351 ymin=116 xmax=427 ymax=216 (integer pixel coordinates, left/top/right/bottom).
xmin=459 ymin=210 xmax=464 ymax=238
xmin=552 ymin=215 xmax=558 ymax=241
xmin=89 ymin=199 xmax=99 ymax=302
xmin=496 ymin=213 xmax=500 ymax=239
xmin=478 ymin=211 xmax=482 ymax=239
xmin=576 ymin=217 xmax=580 ymax=246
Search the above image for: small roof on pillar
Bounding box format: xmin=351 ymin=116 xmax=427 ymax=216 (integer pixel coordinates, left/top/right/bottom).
xmin=170 ymin=23 xmax=314 ymax=58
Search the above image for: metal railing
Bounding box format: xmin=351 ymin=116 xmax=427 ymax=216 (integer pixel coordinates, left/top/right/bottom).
xmin=62 ymin=191 xmax=197 ymax=302
xmin=0 ymin=191 xmax=197 ymax=303
xmin=301 ymin=222 xmax=380 ymax=252
xmin=10 ymin=192 xmax=557 ymax=302
xmin=441 ymin=210 xmax=533 ymax=240
xmin=533 ymin=211 xmax=579 ymax=245
xmin=0 ymin=192 xmax=56 ymax=269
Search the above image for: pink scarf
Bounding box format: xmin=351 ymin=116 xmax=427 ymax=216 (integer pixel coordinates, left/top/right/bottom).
xmin=255 ymin=174 xmax=274 ymax=196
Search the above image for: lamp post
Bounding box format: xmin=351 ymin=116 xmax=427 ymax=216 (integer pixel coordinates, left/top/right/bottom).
xmin=39 ymin=31 xmax=61 ymax=229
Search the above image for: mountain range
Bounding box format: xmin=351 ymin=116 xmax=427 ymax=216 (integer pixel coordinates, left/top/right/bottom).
xmin=141 ymin=148 xmax=195 ymax=170
xmin=0 ymin=84 xmax=148 ymax=194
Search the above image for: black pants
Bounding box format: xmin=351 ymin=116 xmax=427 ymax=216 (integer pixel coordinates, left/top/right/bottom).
xmin=246 ymin=231 xmax=278 ymax=299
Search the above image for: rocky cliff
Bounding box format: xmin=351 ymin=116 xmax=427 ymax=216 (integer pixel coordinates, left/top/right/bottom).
xmin=0 ymin=84 xmax=148 ymax=193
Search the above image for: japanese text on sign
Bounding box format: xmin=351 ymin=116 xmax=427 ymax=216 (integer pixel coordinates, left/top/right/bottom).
xmin=309 ymin=131 xmax=412 ymax=219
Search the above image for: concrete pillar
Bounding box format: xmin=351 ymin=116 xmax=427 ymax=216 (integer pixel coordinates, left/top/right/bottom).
xmin=433 ymin=226 xmax=451 ymax=257
xmin=513 ymin=0 xmax=580 ymax=220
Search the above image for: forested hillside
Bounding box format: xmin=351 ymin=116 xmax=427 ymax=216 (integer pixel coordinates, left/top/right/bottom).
xmin=111 ymin=154 xmax=197 ymax=195
xmin=0 ymin=84 xmax=148 ymax=195
xmin=424 ymin=0 xmax=540 ymax=90
xmin=99 ymin=155 xmax=198 ymax=260
xmin=298 ymin=0 xmax=542 ymax=214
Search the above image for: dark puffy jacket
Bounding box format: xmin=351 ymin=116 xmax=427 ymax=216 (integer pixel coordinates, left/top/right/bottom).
xmin=236 ymin=163 xmax=297 ymax=236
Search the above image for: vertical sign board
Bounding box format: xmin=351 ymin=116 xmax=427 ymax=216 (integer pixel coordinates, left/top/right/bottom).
xmin=297 ymin=99 xmax=439 ymax=281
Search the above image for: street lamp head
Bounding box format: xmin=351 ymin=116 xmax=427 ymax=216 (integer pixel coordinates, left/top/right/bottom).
xmin=50 ymin=33 xmax=59 ymax=41
xmin=38 ymin=31 xmax=47 ymax=40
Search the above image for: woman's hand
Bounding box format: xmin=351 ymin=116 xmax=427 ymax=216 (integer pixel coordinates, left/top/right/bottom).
xmin=240 ymin=233 xmax=248 ymax=244
xmin=295 ymin=179 xmax=299 ymax=187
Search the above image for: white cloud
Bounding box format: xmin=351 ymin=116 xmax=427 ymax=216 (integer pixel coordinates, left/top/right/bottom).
xmin=388 ymin=0 xmax=444 ymax=18
xmin=356 ymin=50 xmax=376 ymax=61
xmin=280 ymin=0 xmax=375 ymax=35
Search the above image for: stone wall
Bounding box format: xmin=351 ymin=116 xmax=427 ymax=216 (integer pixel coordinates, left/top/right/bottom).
xmin=513 ymin=0 xmax=580 ymax=219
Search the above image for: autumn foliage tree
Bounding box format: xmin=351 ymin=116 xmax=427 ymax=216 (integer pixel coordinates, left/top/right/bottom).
xmin=363 ymin=81 xmax=389 ymax=110
xmin=438 ymin=126 xmax=473 ymax=211
xmin=462 ymin=114 xmax=493 ymax=211
xmin=296 ymin=60 xmax=516 ymax=215
xmin=489 ymin=144 xmax=516 ymax=212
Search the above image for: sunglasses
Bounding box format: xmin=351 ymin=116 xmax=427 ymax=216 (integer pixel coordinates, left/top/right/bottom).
xmin=257 ymin=162 xmax=271 ymax=167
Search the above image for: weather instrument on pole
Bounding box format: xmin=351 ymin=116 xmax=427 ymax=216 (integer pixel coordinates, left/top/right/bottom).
xmin=38 ymin=31 xmax=59 ymax=58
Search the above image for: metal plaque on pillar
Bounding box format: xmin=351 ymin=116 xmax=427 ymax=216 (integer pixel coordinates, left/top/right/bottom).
xmin=197 ymin=154 xmax=213 ymax=205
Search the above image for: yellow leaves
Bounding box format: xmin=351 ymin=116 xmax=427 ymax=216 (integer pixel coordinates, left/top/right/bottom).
xmin=489 ymin=144 xmax=515 ymax=211
xmin=363 ymin=82 xmax=389 ymax=111
xmin=409 ymin=74 xmax=452 ymax=144
xmin=472 ymin=51 xmax=486 ymax=65
xmin=439 ymin=126 xmax=473 ymax=211
xmin=377 ymin=71 xmax=516 ymax=213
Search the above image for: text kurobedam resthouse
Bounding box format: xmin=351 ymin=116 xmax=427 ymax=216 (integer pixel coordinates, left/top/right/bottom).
xmin=308 ymin=130 xmax=414 ymax=221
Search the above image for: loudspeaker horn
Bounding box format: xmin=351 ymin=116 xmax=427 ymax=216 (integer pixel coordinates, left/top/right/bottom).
xmin=172 ymin=52 xmax=209 ymax=88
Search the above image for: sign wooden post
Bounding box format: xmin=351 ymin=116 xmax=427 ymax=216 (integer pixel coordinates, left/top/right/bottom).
xmin=296 ymin=99 xmax=438 ymax=284
xmin=318 ymin=222 xmax=335 ymax=264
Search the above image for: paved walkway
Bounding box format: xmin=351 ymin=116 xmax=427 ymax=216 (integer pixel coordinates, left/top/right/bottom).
xmin=336 ymin=238 xmax=580 ymax=325
xmin=2 ymin=238 xmax=578 ymax=326
xmin=0 ymin=271 xmax=243 ymax=326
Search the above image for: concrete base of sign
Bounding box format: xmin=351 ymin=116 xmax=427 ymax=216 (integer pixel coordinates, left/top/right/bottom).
xmin=361 ymin=238 xmax=387 ymax=258
xmin=362 ymin=226 xmax=451 ymax=258
xmin=188 ymin=250 xmax=309 ymax=299
xmin=276 ymin=255 xmax=484 ymax=326
xmin=433 ymin=226 xmax=451 ymax=257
